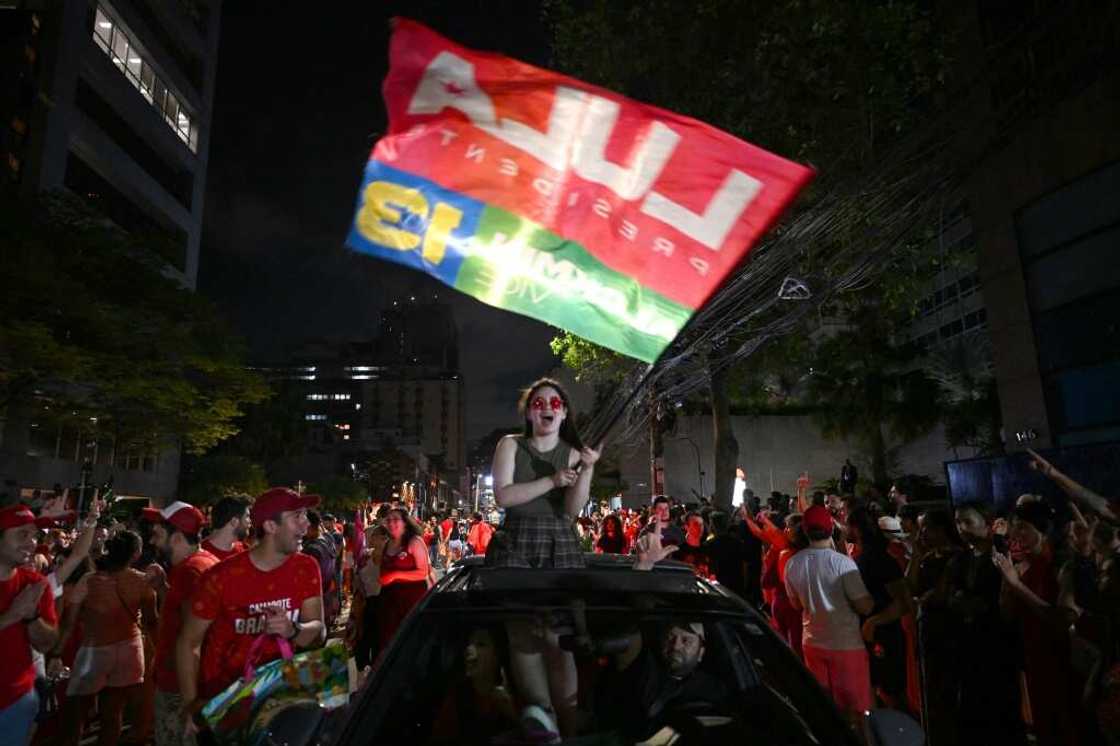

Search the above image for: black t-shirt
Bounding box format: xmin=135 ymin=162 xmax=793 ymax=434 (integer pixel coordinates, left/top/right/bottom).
xmin=944 ymin=549 xmax=1019 ymax=663
xmin=640 ymin=522 xmax=685 ymax=547
xmin=855 ymin=546 xmax=905 ymax=660
xmin=598 ymin=649 xmax=729 ymax=738
xmin=855 ymin=546 xmax=903 ymax=614
xmin=704 ymin=535 xmax=748 ymax=596
xmin=732 ymin=522 xmax=764 ymax=605
xmin=675 ymin=542 xmax=710 ymax=575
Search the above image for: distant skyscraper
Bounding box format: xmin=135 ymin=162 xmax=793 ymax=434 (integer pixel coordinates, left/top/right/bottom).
xmin=261 ymin=295 xmax=467 ymax=507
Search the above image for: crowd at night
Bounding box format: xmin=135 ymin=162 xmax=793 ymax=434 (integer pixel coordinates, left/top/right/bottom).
xmin=2 ymin=1 xmax=1118 ymax=745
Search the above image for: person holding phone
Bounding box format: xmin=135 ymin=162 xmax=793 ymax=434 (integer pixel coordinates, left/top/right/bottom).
xmin=994 ymin=501 xmax=1078 ymax=746
xmin=943 ymin=501 xmax=1024 ymax=746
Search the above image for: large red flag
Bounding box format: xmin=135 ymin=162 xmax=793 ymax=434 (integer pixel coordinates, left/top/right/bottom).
xmin=347 ymin=19 xmax=813 ymax=362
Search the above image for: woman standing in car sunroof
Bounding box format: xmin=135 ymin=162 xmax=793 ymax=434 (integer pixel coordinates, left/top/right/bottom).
xmin=489 ymin=377 xmax=600 ymax=740
xmin=489 ymin=378 xmax=600 ymax=570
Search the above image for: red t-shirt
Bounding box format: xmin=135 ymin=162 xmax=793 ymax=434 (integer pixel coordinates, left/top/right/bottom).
xmin=190 ymin=551 xmax=322 ymax=698
xmin=467 ymin=522 xmax=494 ymax=555
xmin=154 ymin=549 xmax=218 ymax=693
xmin=201 ymin=538 xmax=247 ymax=562
xmin=0 ymin=568 xmax=59 ymax=708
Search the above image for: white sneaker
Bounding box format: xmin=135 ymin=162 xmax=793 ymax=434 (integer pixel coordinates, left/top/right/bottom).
xmin=520 ymin=704 xmax=560 ymax=742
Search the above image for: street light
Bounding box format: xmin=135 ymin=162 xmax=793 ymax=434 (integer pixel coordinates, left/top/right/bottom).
xmin=671 ymin=437 xmax=704 ymax=498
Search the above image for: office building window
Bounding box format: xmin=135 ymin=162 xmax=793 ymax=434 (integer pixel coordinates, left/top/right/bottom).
xmin=64 ymin=152 xmax=188 ymax=270
xmin=92 ymin=6 xmax=198 ymax=152
xmin=74 ymin=81 xmax=194 ymax=208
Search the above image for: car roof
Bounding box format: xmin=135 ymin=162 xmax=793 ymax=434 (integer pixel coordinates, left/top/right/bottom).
xmin=427 ymin=554 xmax=751 ymax=615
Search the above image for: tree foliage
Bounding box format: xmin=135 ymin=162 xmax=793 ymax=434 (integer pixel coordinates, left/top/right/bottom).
xmin=544 ymin=0 xmax=965 ymax=496
xmin=806 ymin=313 xmax=941 ymax=486
xmin=179 ymin=453 xmax=268 ymax=506
xmin=927 ymin=338 xmax=1004 ymax=456
xmin=549 ymin=332 xmax=631 ymax=386
xmin=307 ymin=476 xmax=368 ymax=515
xmin=544 ymin=0 xmax=949 ymax=176
xmin=0 ymin=192 xmax=270 ymax=455
xmin=218 ymin=380 xmax=310 ymax=471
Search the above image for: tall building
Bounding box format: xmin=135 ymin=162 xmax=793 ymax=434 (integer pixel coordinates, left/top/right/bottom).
xmin=2 ymin=0 xmax=220 ymax=286
xmin=261 ymin=296 xmax=467 ymax=509
xmin=907 ymin=202 xmax=989 ymax=355
xmin=959 ymin=0 xmax=1119 ymax=449
xmin=0 ymin=0 xmax=221 ymax=501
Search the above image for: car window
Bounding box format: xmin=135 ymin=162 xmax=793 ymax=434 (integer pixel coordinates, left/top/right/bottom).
xmin=346 ymin=606 xmax=850 ymax=746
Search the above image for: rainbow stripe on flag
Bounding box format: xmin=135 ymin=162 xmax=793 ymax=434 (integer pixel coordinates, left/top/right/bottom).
xmin=347 ymin=20 xmax=812 ymax=363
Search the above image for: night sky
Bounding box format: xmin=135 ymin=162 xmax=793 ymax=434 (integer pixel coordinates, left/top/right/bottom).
xmin=199 ymin=1 xmax=559 ymax=442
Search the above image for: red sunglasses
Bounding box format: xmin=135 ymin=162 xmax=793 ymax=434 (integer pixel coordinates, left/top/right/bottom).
xmin=530 ymin=396 xmax=565 ymax=412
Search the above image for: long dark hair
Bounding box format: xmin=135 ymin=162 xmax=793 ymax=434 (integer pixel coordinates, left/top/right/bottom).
xmin=518 ymin=377 xmax=584 ymax=450
xmin=597 ymin=514 xmax=626 ymax=553
xmin=98 ymin=530 xmax=141 ymax=572
xmin=921 ymin=508 xmax=963 ymax=547
xmin=847 ymin=507 xmax=888 ymax=555
xmin=383 ymin=508 xmax=423 ymax=547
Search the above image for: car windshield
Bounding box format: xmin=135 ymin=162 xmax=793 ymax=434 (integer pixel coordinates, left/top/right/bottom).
xmin=343 ymin=576 xmax=851 ymax=746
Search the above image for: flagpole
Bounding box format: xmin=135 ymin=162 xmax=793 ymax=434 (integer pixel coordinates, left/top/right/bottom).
xmin=581 ymin=268 xmax=733 ymax=449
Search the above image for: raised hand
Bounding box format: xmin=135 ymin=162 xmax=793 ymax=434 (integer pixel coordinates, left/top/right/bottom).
xmin=634 ymin=530 xmax=677 ymax=570
xmin=1026 ymin=448 xmax=1055 ymax=478
xmin=992 ymin=550 xmax=1020 ymax=584
xmin=39 ymin=494 xmax=71 ymax=519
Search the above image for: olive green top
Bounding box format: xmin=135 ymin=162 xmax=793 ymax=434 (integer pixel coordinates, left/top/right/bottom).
xmin=507 ymin=435 xmax=573 ymax=519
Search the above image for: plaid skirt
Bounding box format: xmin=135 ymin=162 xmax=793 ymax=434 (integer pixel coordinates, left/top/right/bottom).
xmin=485 ymin=514 xmax=586 ymax=569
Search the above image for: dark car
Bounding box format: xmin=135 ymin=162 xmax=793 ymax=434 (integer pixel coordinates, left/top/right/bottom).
xmin=279 ymin=555 xmax=923 ymax=746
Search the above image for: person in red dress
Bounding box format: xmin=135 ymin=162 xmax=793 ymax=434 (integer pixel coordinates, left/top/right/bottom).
xmin=994 ymin=500 xmax=1077 ymax=746
xmin=768 ymin=513 xmax=805 ymax=659
xmin=467 ymin=513 xmax=496 ymax=557
xmin=376 ymin=508 xmax=430 ymax=650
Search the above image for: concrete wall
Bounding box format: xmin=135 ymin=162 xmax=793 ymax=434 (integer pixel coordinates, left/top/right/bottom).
xmin=613 ymin=414 xmax=979 ymax=507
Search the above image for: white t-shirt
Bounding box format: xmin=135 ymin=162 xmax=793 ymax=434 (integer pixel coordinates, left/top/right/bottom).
xmin=783 ymin=547 xmax=870 ymax=651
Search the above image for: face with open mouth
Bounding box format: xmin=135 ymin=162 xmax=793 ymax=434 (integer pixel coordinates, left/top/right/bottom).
xmin=527 ymin=386 xmax=566 ymax=435
xmin=1 ymin=525 xmax=39 ymax=568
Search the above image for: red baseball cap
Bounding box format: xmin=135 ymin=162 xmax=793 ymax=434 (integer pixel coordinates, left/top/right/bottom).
xmin=802 ymin=505 xmax=835 ymax=535
xmin=142 ymin=501 xmax=206 ymax=535
xmin=0 ymin=504 xmax=38 ymax=531
xmin=250 ymin=488 xmax=319 ymax=525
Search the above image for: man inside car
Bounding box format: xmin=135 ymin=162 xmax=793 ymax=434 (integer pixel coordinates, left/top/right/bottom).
xmin=597 ymin=532 xmax=729 ymax=738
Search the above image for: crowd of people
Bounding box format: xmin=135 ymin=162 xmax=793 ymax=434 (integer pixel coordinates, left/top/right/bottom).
xmin=0 ymin=374 xmax=1116 ymax=745
xmin=558 ymin=452 xmax=1119 ymax=746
